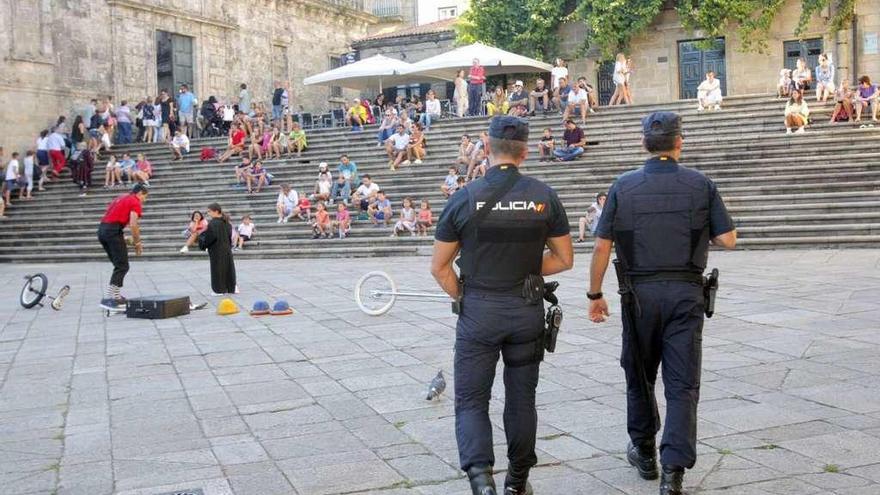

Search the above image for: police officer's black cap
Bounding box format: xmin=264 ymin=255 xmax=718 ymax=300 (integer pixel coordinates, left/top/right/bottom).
xmin=488 ymin=116 xmax=529 ymax=142
xmin=642 ymin=111 xmax=682 ymax=137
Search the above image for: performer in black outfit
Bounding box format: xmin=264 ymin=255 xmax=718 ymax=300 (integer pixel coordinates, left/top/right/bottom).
xmin=199 ymin=203 xmax=237 ymax=295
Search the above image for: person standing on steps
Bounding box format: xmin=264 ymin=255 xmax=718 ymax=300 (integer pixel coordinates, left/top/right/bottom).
xmin=587 ymin=112 xmax=737 ymax=495
xmin=198 ymin=203 xmax=238 ymax=295
xmin=97 ymin=183 xmax=149 ymax=310
xmin=467 ymin=58 xmax=486 ymax=117
xmin=431 ymin=116 xmax=574 ymax=495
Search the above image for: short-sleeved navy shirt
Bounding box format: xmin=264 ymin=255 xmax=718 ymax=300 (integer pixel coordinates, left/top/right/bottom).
xmin=595 ymin=157 xmax=735 ymax=240
xmin=435 ymin=166 xmax=570 ymax=243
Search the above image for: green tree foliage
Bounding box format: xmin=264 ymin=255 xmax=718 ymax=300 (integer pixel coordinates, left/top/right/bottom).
xmin=458 ymin=0 xmax=857 ymax=60
xmin=574 ymin=0 xmax=664 ymax=58
xmin=456 ymin=0 xmax=566 ymax=61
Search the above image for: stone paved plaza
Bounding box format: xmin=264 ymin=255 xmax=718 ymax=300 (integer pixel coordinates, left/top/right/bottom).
xmin=1 ymin=249 xmax=879 ymax=495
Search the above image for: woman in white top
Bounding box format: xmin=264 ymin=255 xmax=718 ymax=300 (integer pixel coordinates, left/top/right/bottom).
xmin=791 ymin=58 xmax=812 ymax=92
xmin=609 ymin=53 xmax=629 ymax=105
xmin=814 ymin=53 xmax=835 ymax=103
xmin=697 ymin=71 xmax=723 ymax=111
xmin=453 ymin=69 xmax=468 ymax=117
xmin=419 ymin=90 xmax=442 ymax=131
xmin=551 ymin=58 xmax=568 ymax=91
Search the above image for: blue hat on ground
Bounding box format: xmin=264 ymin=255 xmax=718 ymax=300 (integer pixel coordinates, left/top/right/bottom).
xmin=249 ymin=300 xmax=270 ymax=316
xmin=488 ymin=116 xmax=529 ymax=142
xmin=271 ymin=300 xmax=293 ymax=316
xmin=642 ymin=111 xmax=682 ymax=137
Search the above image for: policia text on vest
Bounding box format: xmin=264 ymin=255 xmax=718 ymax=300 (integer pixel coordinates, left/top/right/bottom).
xmin=588 ymin=111 xmax=737 ymax=495
xmin=431 ymin=116 xmax=573 ymax=495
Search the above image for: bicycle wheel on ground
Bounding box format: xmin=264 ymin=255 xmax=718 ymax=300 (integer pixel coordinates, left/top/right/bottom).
xmin=20 ymin=273 xmax=48 ymax=309
xmin=354 ymin=271 xmax=397 ymax=316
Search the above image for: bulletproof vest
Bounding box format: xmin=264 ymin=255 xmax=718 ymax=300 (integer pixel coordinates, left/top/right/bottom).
xmin=611 ymin=159 xmax=712 ymax=274
xmin=459 ymin=168 xmax=552 ymax=290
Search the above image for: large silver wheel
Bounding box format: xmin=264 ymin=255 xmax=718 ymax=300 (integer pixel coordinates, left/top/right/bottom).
xmin=355 ymin=271 xmax=397 ymax=316
xmin=20 ymin=273 xmax=48 ymax=309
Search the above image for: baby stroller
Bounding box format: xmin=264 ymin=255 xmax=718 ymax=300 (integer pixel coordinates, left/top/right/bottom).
xmin=199 ymin=97 xmax=223 ymax=137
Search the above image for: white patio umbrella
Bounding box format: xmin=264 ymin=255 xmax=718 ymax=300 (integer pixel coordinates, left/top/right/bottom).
xmin=400 ymin=42 xmax=554 ymax=80
xmin=303 ymin=54 xmax=439 ymax=92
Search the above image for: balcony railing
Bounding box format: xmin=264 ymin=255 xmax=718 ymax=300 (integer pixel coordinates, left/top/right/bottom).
xmin=320 ymin=0 xmax=402 ymax=18
xmin=366 ymin=0 xmax=402 ymax=18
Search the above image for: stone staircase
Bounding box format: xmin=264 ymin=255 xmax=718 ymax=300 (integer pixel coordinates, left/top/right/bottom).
xmin=1 ymin=94 xmax=878 ymax=262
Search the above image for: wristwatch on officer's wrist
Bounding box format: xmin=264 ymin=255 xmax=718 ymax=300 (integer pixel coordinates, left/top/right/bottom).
xmin=587 ymin=291 xmax=603 ymax=300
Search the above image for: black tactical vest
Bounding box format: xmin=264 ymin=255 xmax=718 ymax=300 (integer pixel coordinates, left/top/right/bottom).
xmin=459 ymin=167 xmax=553 ymax=290
xmin=611 ymin=158 xmax=712 ymax=274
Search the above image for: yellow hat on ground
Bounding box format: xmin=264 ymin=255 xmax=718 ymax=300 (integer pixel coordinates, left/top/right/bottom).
xmin=217 ymin=298 xmax=240 ymax=315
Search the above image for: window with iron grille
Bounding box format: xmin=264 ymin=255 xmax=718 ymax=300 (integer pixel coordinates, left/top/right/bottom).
xmin=330 ymin=56 xmax=343 ymax=98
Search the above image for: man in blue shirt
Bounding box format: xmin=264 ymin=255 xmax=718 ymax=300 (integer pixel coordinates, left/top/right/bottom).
xmin=330 ymin=154 xmax=359 ymax=203
xmin=176 ymin=84 xmax=197 ymax=138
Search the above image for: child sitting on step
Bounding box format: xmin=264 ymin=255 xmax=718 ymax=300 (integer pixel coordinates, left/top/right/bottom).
xmin=416 ymin=200 xmax=432 ymax=236
xmin=334 ymin=202 xmax=351 ymax=239
xmin=235 ymin=215 xmax=255 ymax=250
xmin=392 ymin=197 xmax=417 ymax=237
xmin=312 ymin=202 xmax=332 ymax=239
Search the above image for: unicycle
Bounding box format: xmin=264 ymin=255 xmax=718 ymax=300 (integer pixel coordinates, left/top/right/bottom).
xmin=354 ymin=271 xmax=450 ymax=316
xmin=20 ymin=273 xmax=70 ymax=311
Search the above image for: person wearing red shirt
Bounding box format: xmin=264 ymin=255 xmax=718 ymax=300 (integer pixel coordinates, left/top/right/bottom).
xmin=467 ymin=58 xmax=486 ymax=116
xmin=217 ymin=123 xmax=247 ymax=163
xmin=97 ymin=184 xmax=148 ymax=310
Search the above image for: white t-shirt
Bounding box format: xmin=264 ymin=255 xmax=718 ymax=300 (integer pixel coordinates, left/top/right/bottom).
xmin=37 ymin=137 xmax=49 ymax=151
xmin=551 ymin=66 xmax=569 ymax=89
xmin=222 ymin=105 xmax=235 ymax=121
xmin=425 ymin=99 xmax=441 ymax=116
xmin=172 ymin=134 xmax=190 ymax=152
xmin=5 ymin=159 xmax=19 ymax=180
xmin=237 ymin=222 xmax=255 ymax=237
xmin=278 ymin=190 xmax=299 ymax=209
xmin=356 ymin=182 xmax=379 ymax=198
xmin=23 ymin=156 xmax=35 ymax=176
xmin=47 ymin=133 xmax=65 ymax=150
xmin=568 ymin=87 xmax=588 ymax=104
xmin=101 ymin=132 xmax=112 ymax=149
xmin=390 ymin=133 xmax=410 ymax=150
xmin=317 ymin=179 xmax=331 ymax=195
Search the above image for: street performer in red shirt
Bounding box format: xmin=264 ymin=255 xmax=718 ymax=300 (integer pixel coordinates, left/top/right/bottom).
xmin=97 ymin=183 xmax=148 ymax=310
xmin=467 ymin=58 xmax=486 ymax=117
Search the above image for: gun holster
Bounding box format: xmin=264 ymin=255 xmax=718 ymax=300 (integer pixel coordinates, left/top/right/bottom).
xmin=542 ymin=281 xmax=562 ymax=354
xmin=703 ymin=268 xmax=719 ymax=318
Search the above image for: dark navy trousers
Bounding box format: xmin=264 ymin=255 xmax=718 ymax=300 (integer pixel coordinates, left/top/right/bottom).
xmin=454 ymin=291 xmax=544 ymax=473
xmin=621 ymin=280 xmax=705 ymax=469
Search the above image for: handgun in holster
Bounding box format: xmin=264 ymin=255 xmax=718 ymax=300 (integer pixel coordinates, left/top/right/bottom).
xmin=542 ymin=281 xmax=562 ymax=353
xmin=703 ymin=268 xmax=719 ymax=318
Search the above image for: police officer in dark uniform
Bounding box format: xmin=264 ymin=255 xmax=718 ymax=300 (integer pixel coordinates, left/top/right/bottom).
xmin=431 ymin=116 xmax=573 ymax=495
xmin=587 ymin=112 xmax=737 ymax=495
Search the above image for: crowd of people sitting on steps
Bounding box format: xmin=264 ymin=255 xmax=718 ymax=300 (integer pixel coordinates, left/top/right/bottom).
xmin=3 ymin=53 xmax=878 ymax=226
xmin=777 ymin=53 xmax=880 ymax=134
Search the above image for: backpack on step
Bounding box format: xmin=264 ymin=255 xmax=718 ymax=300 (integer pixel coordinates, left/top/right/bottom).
xmin=200 ymin=147 xmax=217 ymax=161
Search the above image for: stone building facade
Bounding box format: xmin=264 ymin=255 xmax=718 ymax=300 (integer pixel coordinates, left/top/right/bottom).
xmin=0 ymin=0 xmax=396 ymax=151
xmin=559 ymin=0 xmax=880 ymax=105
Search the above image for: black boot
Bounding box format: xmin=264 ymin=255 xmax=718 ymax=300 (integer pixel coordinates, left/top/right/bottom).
xmin=627 ymin=441 xmax=659 ymax=480
xmin=659 ymin=465 xmax=684 ymax=495
xmin=503 ymin=467 xmax=533 ymax=495
xmin=467 ymin=465 xmax=497 ymax=495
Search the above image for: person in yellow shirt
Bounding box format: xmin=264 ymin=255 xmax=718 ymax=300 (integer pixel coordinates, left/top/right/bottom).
xmin=346 ymin=98 xmax=367 ymax=131
xmin=288 ymin=122 xmax=308 ymax=157
xmin=486 ymin=86 xmax=509 ymax=116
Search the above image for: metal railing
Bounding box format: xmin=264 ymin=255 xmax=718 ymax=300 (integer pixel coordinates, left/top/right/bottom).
xmin=365 ymin=0 xmax=402 ymax=18
xmin=320 ymin=0 xmax=402 ymax=18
